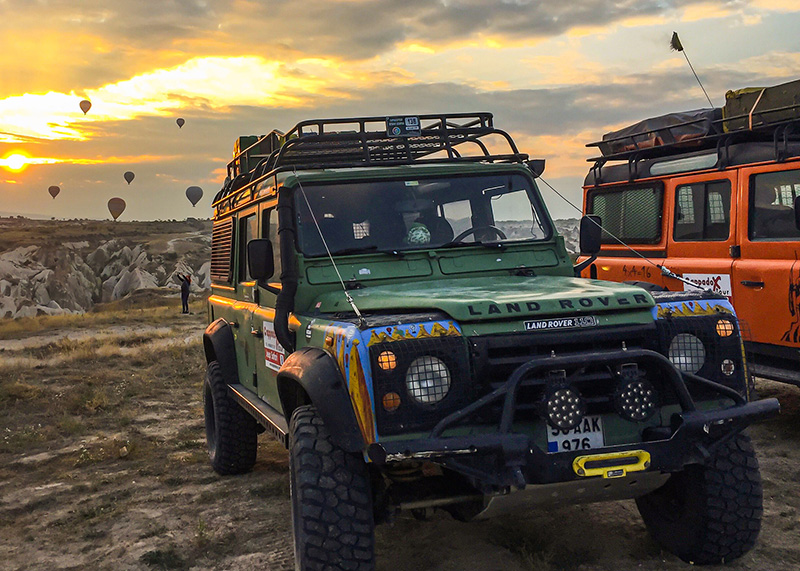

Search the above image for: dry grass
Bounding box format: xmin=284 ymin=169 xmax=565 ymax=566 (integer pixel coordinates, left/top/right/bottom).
xmin=0 ymin=297 xmax=206 ymax=341
xmin=0 ymin=299 xmax=206 ymax=455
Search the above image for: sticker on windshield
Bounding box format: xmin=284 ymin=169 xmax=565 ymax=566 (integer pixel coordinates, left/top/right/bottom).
xmin=263 ymin=321 xmax=285 ymax=372
xmin=524 ymin=316 xmax=598 ymax=331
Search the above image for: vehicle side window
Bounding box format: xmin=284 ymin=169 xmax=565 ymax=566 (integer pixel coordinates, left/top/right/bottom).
xmin=588 ymin=184 xmax=663 ymax=244
xmin=673 ymin=180 xmax=731 ymax=241
xmin=239 ymin=214 xmax=258 ymax=281
xmin=264 ymin=208 xmax=282 ymax=280
xmin=749 ymin=169 xmax=800 ymax=240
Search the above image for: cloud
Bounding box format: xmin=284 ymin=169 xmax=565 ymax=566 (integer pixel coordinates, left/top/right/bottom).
xmin=750 ymin=0 xmax=800 ymax=11
xmin=0 ymin=0 xmax=748 ymax=83
xmin=0 ymin=56 xmax=329 ymax=142
xmin=679 ymin=2 xmax=737 ymax=22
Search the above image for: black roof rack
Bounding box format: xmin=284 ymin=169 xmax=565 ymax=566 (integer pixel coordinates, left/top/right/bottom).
xmin=586 ymin=104 xmax=800 ymax=184
xmin=213 ymin=113 xmax=528 ymax=209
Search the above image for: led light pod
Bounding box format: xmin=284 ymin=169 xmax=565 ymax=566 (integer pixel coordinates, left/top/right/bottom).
xmin=542 ymin=385 xmax=586 ymax=431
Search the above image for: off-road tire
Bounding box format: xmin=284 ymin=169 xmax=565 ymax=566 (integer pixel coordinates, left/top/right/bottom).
xmin=203 ymin=360 xmax=258 ymax=475
xmin=636 ymin=432 xmax=763 ymax=565
xmin=290 ymin=405 xmax=374 ymax=571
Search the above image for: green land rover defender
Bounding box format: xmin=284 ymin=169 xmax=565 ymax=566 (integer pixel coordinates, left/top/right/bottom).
xmin=202 ymin=113 xmax=779 ymax=569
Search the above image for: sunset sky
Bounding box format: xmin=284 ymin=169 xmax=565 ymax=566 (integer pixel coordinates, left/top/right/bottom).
xmin=1 ymin=0 xmax=799 ymax=221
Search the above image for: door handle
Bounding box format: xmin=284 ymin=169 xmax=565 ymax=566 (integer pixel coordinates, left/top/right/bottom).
xmin=740 ymin=280 xmax=765 ymax=288
xmin=250 ymin=328 xmax=263 ymax=338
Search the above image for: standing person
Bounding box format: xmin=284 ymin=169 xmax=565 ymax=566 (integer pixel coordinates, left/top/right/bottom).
xmin=177 ymin=273 xmax=191 ymax=314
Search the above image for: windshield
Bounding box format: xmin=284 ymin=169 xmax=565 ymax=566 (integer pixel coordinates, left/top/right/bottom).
xmin=295 ymin=173 xmax=550 ymax=257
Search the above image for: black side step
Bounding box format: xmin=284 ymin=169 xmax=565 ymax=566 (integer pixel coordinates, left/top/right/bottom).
xmin=228 ymin=383 xmax=289 ymax=448
xmin=751 ymin=363 xmax=800 ymax=387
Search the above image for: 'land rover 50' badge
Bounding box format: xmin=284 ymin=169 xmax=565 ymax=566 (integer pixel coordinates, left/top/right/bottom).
xmin=524 ymin=315 xmax=598 ymax=331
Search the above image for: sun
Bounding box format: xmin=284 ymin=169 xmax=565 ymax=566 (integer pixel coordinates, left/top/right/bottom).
xmin=1 ymin=152 xmax=31 ymax=172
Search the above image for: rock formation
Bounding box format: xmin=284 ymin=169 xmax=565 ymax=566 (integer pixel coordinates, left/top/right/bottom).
xmin=0 ymin=218 xmax=211 ymax=318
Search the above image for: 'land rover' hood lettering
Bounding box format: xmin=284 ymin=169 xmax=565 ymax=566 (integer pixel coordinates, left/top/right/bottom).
xmin=312 ymin=276 xmax=654 ymax=321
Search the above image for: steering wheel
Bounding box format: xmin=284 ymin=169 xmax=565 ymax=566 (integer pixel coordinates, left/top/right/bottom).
xmin=452 ymin=225 xmax=507 ymax=243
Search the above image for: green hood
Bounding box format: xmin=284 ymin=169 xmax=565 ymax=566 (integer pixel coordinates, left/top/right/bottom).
xmin=313 ymin=276 xmax=654 ymax=322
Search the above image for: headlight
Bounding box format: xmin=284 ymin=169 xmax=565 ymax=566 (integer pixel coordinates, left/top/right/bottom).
xmin=406 ymin=355 xmax=451 ymax=404
xmin=668 ymin=333 xmax=706 ymax=373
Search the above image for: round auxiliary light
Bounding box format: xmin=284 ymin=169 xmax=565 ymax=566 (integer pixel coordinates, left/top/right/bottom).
xmin=543 ymin=386 xmax=586 ymax=431
xmin=721 ymin=359 xmax=736 ymax=376
xmin=668 ymin=333 xmax=706 ymax=373
xmin=614 ymin=378 xmax=658 ymax=422
xmin=377 ymin=350 xmax=397 ymax=371
xmin=406 ymin=356 xmax=451 ymax=405
xmin=382 ymin=392 xmax=401 ymax=411
xmin=716 ymin=319 xmax=735 ymax=337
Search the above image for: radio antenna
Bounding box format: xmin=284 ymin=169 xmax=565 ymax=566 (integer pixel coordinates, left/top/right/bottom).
xmin=670 ymin=31 xmax=714 ymax=108
xmin=295 ymin=172 xmax=367 ymax=327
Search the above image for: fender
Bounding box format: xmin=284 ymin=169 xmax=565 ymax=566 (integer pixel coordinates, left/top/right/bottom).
xmin=278 ymin=347 xmax=366 ymax=453
xmin=203 ymin=318 xmax=239 ymax=386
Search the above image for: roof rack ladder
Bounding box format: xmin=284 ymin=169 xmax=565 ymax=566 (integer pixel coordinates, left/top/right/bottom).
xmin=775 ymin=122 xmax=796 ymax=163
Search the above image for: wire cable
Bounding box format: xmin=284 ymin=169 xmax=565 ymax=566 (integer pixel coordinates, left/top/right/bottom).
xmin=536 ymin=174 xmax=706 ymax=292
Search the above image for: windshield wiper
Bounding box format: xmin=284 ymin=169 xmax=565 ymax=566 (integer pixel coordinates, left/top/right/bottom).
xmin=328 ymin=245 xmax=379 ymax=255
xmin=377 ymin=249 xmax=405 ymax=258
xmin=328 ymin=246 xmax=405 ymax=258
xmin=440 ymin=240 xmax=506 ymax=250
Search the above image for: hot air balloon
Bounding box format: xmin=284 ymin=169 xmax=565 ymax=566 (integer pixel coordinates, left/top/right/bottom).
xmin=176 ymin=118 xmax=185 ymax=128
xmin=79 ymin=100 xmax=92 ymax=115
xmin=48 ymin=185 xmax=60 ymax=199
xmin=124 ymin=171 xmax=135 ymax=184
xmin=185 ymin=186 xmax=203 ymax=207
xmin=108 ymin=197 xmax=126 ymax=221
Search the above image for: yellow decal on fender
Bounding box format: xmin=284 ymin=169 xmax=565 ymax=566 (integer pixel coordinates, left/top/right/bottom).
xmin=347 ymin=339 xmax=376 ymax=443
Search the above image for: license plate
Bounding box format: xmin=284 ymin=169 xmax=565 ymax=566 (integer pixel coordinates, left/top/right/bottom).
xmin=547 ymin=415 xmax=604 ymax=453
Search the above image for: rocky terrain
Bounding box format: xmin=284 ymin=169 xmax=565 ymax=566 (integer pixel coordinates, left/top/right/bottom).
xmin=0 ymin=307 xmax=798 ymax=570
xmin=0 ymin=217 xmax=581 ymax=320
xmin=554 ymin=218 xmax=580 ymax=253
xmin=0 ymin=218 xmax=212 ymax=318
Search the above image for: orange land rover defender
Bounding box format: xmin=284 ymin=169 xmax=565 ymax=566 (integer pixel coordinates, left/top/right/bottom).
xmin=581 ymin=79 xmax=800 ymax=384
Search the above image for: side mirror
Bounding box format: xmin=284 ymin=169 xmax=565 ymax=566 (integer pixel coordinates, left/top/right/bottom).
xmin=579 ymin=215 xmax=602 ymax=255
xmin=574 ymin=215 xmax=602 ymax=277
xmin=247 ymin=239 xmax=274 ymax=282
xmin=794 ymin=196 xmax=800 ymax=230
xmin=526 ymin=159 xmax=546 ymax=178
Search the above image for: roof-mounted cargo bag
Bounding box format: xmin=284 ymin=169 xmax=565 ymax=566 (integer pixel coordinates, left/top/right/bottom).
xmin=723 ymin=78 xmax=800 ymax=132
xmin=598 ymin=108 xmax=722 ymax=156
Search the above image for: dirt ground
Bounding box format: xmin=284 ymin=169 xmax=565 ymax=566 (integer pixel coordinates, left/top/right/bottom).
xmin=1 ymin=304 xmax=799 ymax=571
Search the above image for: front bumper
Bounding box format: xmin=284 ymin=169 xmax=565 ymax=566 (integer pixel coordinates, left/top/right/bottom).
xmin=367 ymin=349 xmax=780 ymax=492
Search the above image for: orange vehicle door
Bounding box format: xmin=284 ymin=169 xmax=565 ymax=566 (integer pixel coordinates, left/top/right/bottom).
xmin=661 ymin=172 xmax=737 ymax=301
xmin=732 ymin=163 xmax=800 ymax=354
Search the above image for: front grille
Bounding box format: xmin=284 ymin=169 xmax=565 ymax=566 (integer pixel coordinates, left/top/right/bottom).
xmin=470 ymin=323 xmax=658 ymax=388
xmin=371 ymin=319 xmax=747 ymax=437
xmin=468 ymin=324 xmax=675 ymax=424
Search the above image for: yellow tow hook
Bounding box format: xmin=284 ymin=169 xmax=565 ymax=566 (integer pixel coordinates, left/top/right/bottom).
xmin=572 ymin=450 xmax=651 ymax=479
